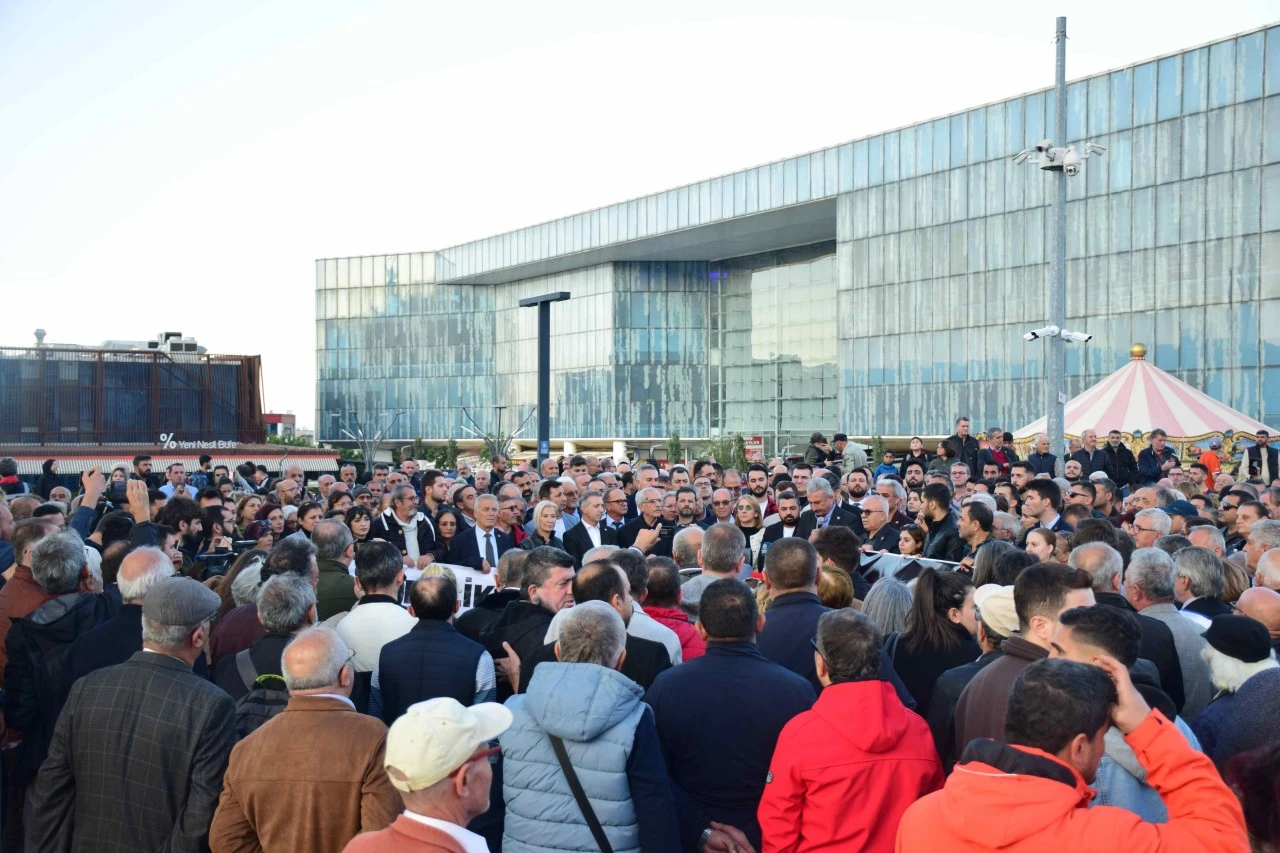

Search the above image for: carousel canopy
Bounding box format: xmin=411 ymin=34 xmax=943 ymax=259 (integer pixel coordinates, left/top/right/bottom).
xmin=1013 ymin=343 xmax=1274 ymax=441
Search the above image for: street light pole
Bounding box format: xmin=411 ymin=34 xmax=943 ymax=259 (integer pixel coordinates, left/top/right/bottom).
xmin=1047 ymin=16 xmax=1068 ymax=473
xmin=518 ymin=292 xmax=570 ymax=468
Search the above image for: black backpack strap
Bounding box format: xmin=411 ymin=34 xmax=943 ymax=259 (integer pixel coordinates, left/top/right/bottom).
xmin=548 ymin=734 xmax=613 ymax=853
xmin=235 ymin=648 xmax=258 ymax=692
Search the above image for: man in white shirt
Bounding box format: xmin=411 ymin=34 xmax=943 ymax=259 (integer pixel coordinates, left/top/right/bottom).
xmin=345 ymin=697 xmax=512 ymax=853
xmin=335 ymin=540 xmax=415 ymax=675
xmin=602 ymin=487 xmax=629 ymax=533
xmin=158 ymin=463 xmax=190 ymax=501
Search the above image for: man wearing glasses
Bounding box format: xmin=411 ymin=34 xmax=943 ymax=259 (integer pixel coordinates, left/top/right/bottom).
xmin=859 ymin=495 xmax=899 ymax=553
xmin=370 ymin=484 xmax=445 ymax=570
xmin=707 ymin=488 xmax=736 ymax=526
xmin=1220 ymin=490 xmax=1250 ymax=553
xmin=1127 ymin=508 xmax=1171 ymax=549
xmin=601 ymin=487 xmax=630 ymax=533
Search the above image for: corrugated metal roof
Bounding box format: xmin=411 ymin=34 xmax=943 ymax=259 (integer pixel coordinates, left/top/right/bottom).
xmin=0 ymin=444 xmax=342 ymax=477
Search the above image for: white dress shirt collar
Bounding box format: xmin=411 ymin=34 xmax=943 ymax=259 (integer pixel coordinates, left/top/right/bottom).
xmin=402 ymin=811 xmax=489 ymax=853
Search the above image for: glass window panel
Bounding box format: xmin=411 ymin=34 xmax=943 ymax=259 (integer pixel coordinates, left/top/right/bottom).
xmin=1026 ymin=91 xmax=1045 ymax=146
xmin=852 ymin=140 xmax=867 ymax=190
xmin=1267 ymin=27 xmax=1280 ymax=97
xmin=1209 ymin=40 xmax=1236 ymax=108
xmin=1157 ymin=55 xmax=1182 ymax=121
xmin=1183 ymin=113 xmax=1207 ymax=178
xmin=796 ymin=156 xmax=811 ymax=203
xmin=1238 ymin=32 xmax=1264 ymax=101
xmin=1134 ymin=62 xmax=1157 ymax=125
xmin=768 ymin=166 xmax=782 ymax=212
xmin=950 ymin=113 xmax=967 ymax=166
xmin=1111 ymin=69 xmax=1133 ymax=132
xmin=824 ymin=148 xmax=838 ymax=196
xmin=1266 ymin=95 xmax=1280 ymax=164
xmin=986 ymin=103 xmax=1005 ymax=158
xmin=782 ymin=162 xmax=796 ymax=206
xmin=884 ymin=132 xmax=900 ymax=183
xmin=918 ymin=122 xmax=933 ymax=175
xmin=733 ymin=171 xmax=747 ymax=216
xmin=868 ymin=136 xmax=884 ymax=185
xmin=1110 ymin=131 xmax=1132 ymax=190
xmin=1005 ymin=97 xmax=1025 ymax=156
xmin=933 ymin=118 xmax=950 ymax=171
xmin=1068 ymin=81 xmax=1087 ymax=140
xmin=1089 ymin=76 xmax=1110 ymax=135
xmin=1207 ymin=106 xmax=1234 ymax=174
xmin=967 ymin=110 xmax=986 ymax=162
xmin=744 ymin=170 xmax=758 ymax=214
xmin=1183 ymin=48 xmax=1208 ymax=114
xmin=901 ymin=126 xmax=917 ymax=179
xmin=839 ymin=142 xmax=855 ymax=193
xmin=1155 ymin=119 xmax=1182 ymax=183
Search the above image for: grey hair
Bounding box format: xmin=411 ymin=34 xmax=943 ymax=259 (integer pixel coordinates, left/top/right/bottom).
xmin=1126 ymin=547 xmax=1176 ymax=601
xmin=860 ymin=494 xmax=888 ymax=513
xmin=141 ymin=614 xmax=208 ymax=650
xmin=1248 ymin=520 xmax=1280 ymax=551
xmin=579 ymin=489 xmax=604 ymax=506
xmin=636 ymin=487 xmax=662 ymax=507
xmin=965 ymin=492 xmax=997 ymax=512
xmin=474 ymin=493 xmax=498 ymax=509
xmin=556 ymin=600 xmax=626 ymax=667
xmin=806 ymin=478 xmax=834 ymax=498
xmin=1068 ymin=542 xmax=1123 ymax=593
xmin=391 ymin=484 xmax=417 ymax=503
xmin=256 ymin=573 xmax=316 ymax=633
xmin=582 ymin=544 xmax=620 ymax=565
xmin=1187 ymin=525 xmax=1226 ymax=553
xmin=1135 ymin=508 xmax=1172 ymax=536
xmin=876 ymin=477 xmax=906 ymax=501
xmin=973 ymin=539 xmax=1015 ymax=586
xmin=1035 ymin=433 xmax=1049 ymax=443
xmin=672 ymin=526 xmax=704 ymax=567
xmin=816 ymin=609 xmax=882 ymax=684
xmin=117 ymin=547 xmax=173 ymax=601
xmin=993 ymin=512 xmax=1022 ymax=536
xmin=30 ymin=529 xmax=87 ymax=595
xmin=1154 ymin=488 xmax=1182 ymax=508
xmin=281 ymin=626 xmax=350 ymax=691
xmin=1173 ymin=546 xmax=1225 ymax=599
xmin=312 ymin=518 xmax=354 ymax=560
xmin=861 ymin=577 xmax=912 ymax=637
xmin=230 ymin=557 xmax=265 ymax=606
xmin=1256 ymin=550 xmax=1280 ymax=589
xmin=699 ymin=523 xmax=745 ymax=574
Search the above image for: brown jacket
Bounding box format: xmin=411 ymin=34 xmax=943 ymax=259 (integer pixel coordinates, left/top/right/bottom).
xmin=0 ymin=564 xmax=49 ymax=690
xmin=343 ymin=816 xmax=470 ymax=853
xmin=210 ymin=694 xmax=401 ymax=852
xmin=952 ymin=634 xmax=1048 ymax=751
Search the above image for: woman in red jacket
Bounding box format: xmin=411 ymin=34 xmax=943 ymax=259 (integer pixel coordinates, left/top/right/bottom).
xmin=759 ymin=609 xmax=942 ymax=852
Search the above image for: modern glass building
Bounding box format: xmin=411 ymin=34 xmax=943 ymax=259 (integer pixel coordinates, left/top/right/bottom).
xmin=317 ymin=23 xmax=1280 ymax=453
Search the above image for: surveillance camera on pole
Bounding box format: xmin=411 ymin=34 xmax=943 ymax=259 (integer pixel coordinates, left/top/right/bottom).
xmin=1023 ymin=324 xmax=1092 ymax=344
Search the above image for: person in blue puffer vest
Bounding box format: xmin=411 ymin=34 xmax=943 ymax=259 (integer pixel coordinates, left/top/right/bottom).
xmin=502 ymin=598 xmax=680 ymax=853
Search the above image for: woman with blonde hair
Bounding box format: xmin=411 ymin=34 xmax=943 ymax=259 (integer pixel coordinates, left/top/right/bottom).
xmin=733 ymin=494 xmax=766 ymax=567
xmin=521 ymin=499 xmax=564 ymax=550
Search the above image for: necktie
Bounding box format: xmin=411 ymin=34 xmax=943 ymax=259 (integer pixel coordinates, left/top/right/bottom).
xmin=485 ymin=532 xmax=497 ymax=568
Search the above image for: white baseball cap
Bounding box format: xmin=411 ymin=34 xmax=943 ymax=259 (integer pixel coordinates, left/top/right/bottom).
xmin=384 ymin=698 xmax=513 ymax=793
xmin=973 ymin=584 xmax=1019 ymax=638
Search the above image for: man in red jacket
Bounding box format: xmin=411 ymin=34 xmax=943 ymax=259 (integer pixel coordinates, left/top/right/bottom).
xmin=896 ymin=656 xmax=1247 ymax=853
xmin=642 ymin=557 xmax=705 ymax=660
xmin=759 ymin=609 xmax=942 ymax=852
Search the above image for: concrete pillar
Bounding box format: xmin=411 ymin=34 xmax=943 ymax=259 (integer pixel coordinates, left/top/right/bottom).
xmin=612 ymin=441 xmax=629 ymax=462
xmin=562 ymin=441 xmax=576 ymax=455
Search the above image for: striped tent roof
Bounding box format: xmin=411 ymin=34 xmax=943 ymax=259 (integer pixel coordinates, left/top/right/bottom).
xmin=1014 ymin=344 xmax=1274 ymax=441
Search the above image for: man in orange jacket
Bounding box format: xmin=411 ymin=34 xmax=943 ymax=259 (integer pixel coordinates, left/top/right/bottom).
xmin=896 ymin=656 xmax=1247 ymax=853
xmin=759 ymin=609 xmax=942 ymax=852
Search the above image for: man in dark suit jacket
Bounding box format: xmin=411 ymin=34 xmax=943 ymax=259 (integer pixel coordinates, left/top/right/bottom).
xmin=617 ymin=486 xmax=674 ymax=558
xmin=369 ymin=485 xmax=446 ymax=569
xmin=446 ymin=494 xmax=513 ymax=572
xmin=63 ymin=547 xmax=208 ymax=688
xmin=560 ymin=489 xmax=618 ymax=568
xmin=1246 ymin=431 xmax=1279 ymax=483
xmin=519 ymin=560 xmax=671 ymax=692
xmin=29 ymin=578 xmax=235 ymax=853
xmin=794 ymin=480 xmax=864 ymax=542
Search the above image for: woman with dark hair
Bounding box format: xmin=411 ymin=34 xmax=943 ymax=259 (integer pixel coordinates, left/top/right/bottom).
xmin=254 ymin=503 xmax=285 ymax=539
xmin=898 ymin=437 xmax=932 ymax=479
xmin=34 ymin=459 xmax=61 ymax=499
xmin=885 ymin=567 xmax=980 ymax=713
xmin=295 ymin=501 xmax=324 ymax=539
xmin=898 ymin=524 xmax=926 ymax=556
xmin=344 ymin=505 xmax=373 ymax=544
xmin=927 ymin=440 xmax=956 ymax=475
xmin=235 ymin=495 xmax=263 ymax=538
xmin=435 ymin=507 xmax=465 ymax=554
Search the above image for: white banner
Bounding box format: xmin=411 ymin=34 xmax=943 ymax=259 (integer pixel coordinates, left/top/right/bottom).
xmin=403 ymin=563 xmax=497 ymax=615
xmin=859 ymin=552 xmax=963 ymax=580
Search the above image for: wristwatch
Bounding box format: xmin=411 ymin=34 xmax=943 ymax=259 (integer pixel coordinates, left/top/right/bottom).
xmin=697 ymin=827 xmax=713 ymax=851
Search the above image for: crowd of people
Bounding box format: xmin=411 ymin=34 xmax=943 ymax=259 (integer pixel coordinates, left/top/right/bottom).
xmin=0 ymin=417 xmax=1276 ymax=852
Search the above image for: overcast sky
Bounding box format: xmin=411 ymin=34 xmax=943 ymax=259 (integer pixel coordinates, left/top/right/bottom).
xmin=2 ymin=1 xmax=1275 ymax=428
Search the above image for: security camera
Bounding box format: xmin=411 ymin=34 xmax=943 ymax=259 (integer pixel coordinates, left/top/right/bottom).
xmin=1034 ymin=139 xmax=1052 ymax=153
xmin=1024 ymin=325 xmax=1059 ymax=342
xmin=1012 ymin=149 xmax=1032 ymax=165
xmin=1062 ymin=330 xmax=1094 ymax=343
xmin=1062 ymin=146 xmax=1082 ymax=176
xmin=1023 ymin=331 xmax=1039 ymax=342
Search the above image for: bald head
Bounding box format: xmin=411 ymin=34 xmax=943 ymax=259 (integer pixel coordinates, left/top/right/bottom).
xmin=1255 ymin=548 xmax=1280 ymax=591
xmin=116 ymin=547 xmax=173 ymax=604
xmin=1235 ymin=587 xmax=1280 ymax=639
xmin=281 ymin=626 xmax=353 ymax=695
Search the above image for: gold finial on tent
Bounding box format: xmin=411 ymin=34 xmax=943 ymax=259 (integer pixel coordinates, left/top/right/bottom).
xmin=1129 ymin=342 xmax=1147 ymax=359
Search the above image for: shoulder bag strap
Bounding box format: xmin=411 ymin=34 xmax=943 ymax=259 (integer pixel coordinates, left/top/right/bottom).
xmin=235 ymin=648 xmax=259 ymax=692
xmin=548 ymin=734 xmax=613 ymax=853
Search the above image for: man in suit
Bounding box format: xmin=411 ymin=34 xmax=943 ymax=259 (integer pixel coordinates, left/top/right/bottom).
xmin=561 ymin=489 xmax=617 ymax=568
xmin=370 ymin=484 xmax=446 ymax=570
xmin=858 ymin=494 xmax=899 ymax=553
xmin=795 ymin=478 xmax=863 ymax=542
xmin=761 ymin=491 xmax=804 ymax=552
xmin=447 ymin=494 xmax=513 ymax=572
xmin=524 ymin=560 xmax=672 ymax=692
xmin=1247 ymin=430 xmax=1279 ymax=484
xmin=976 ymin=427 xmax=1018 ymax=478
xmin=210 ymin=626 xmax=401 ymax=851
xmin=63 ymin=546 xmax=207 ymax=687
xmin=1022 ymin=479 xmax=1073 ymax=535
xmin=29 ymin=577 xmax=235 ymax=852
xmin=617 ymin=486 xmax=672 ymax=558
xmin=1136 ymin=428 xmax=1180 ymax=486
xmin=1173 ymin=546 xmax=1233 ymax=628
xmin=602 ymin=486 xmax=630 ymax=533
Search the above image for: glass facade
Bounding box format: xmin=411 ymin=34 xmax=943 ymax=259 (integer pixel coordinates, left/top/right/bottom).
xmin=319 ymin=25 xmax=1280 ymax=445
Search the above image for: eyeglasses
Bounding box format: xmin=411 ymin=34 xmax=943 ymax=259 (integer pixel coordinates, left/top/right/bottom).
xmin=1132 ymin=525 xmax=1161 ymax=534
xmin=712 ymin=500 xmax=732 ymax=506
xmin=450 ymin=743 xmax=502 ymax=776
xmin=1070 ymin=492 xmax=1091 ymax=500
xmin=1221 ymin=502 xmax=1239 ymax=511
xmin=860 ymin=509 xmax=883 ymax=516
xmin=605 ymin=498 xmax=627 ymax=505
xmin=809 ymin=637 xmax=824 ymax=657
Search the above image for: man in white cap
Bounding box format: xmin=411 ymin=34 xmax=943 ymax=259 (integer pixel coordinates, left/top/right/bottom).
xmin=344 ymin=697 xmax=511 ymax=853
xmin=29 ymin=576 xmax=235 ymax=852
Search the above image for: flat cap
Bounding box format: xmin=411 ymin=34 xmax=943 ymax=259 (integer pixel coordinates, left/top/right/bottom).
xmin=1163 ymin=500 xmax=1200 ymax=519
xmin=142 ymin=577 xmax=222 ymax=626
xmin=1202 ymin=614 xmax=1272 ymax=664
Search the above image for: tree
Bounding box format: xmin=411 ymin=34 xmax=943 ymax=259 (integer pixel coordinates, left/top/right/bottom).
xmin=696 ymin=434 xmax=748 ymax=471
xmin=331 ymin=410 xmax=405 ymax=464
xmin=460 ymin=406 xmax=535 ymax=464
xmin=666 ymin=432 xmax=682 ymax=465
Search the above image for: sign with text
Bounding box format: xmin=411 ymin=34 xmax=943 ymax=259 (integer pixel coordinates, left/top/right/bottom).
xmin=744 ymin=436 xmax=764 ymax=459
xmin=446 ymin=564 xmax=498 ymax=615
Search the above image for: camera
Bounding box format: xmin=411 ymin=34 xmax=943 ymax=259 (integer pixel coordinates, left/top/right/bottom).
xmin=1034 ymin=139 xmax=1052 ymax=153
xmin=1063 ymin=163 xmax=1080 ymax=176
xmin=1062 ymin=146 xmax=1082 ymax=176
